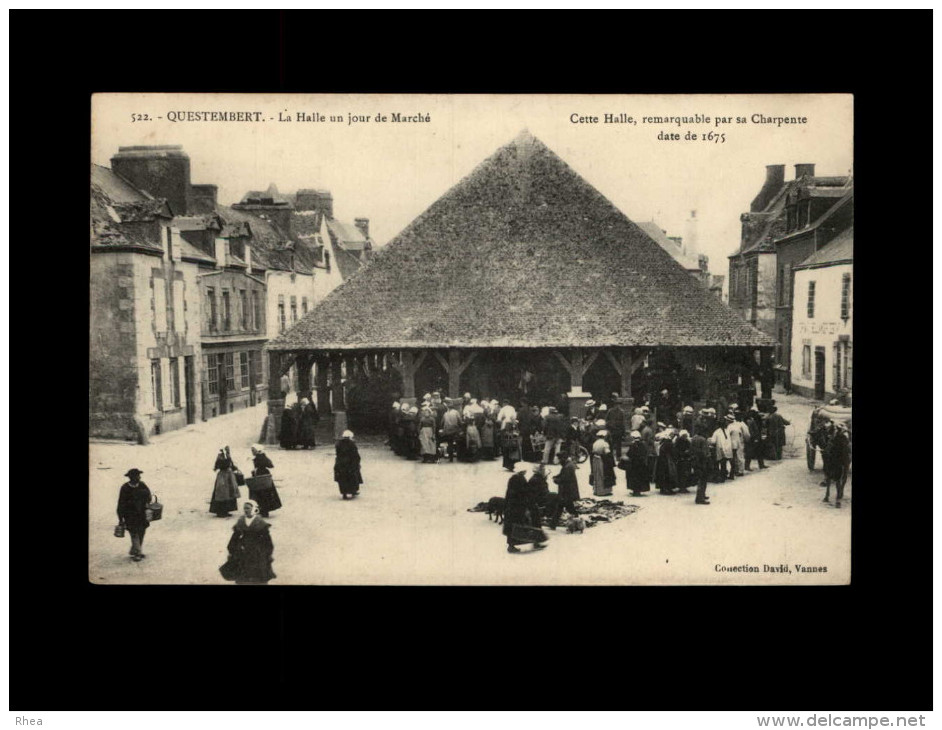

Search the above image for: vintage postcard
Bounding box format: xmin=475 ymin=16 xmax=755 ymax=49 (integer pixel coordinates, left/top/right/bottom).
xmin=89 ymin=93 xmax=853 ymax=585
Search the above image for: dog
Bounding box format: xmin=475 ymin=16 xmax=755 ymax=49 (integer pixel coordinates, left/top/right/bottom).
xmin=566 ymin=516 xmax=586 ymax=534
xmin=486 ymin=496 xmax=505 ymax=524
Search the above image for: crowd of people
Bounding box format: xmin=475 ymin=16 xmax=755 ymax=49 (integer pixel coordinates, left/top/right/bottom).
xmin=382 ymin=389 xmax=793 ymax=500
xmin=113 ymin=381 xmax=836 ymax=570
xmin=278 ymin=397 xmax=320 ymax=450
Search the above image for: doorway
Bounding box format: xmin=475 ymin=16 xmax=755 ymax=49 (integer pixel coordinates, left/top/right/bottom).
xmin=814 ymin=347 xmax=826 ymax=400
xmin=184 ymin=356 xmax=196 ymax=424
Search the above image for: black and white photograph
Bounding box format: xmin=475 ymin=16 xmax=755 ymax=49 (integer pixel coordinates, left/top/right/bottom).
xmin=89 ymin=92 xmax=853 ymax=586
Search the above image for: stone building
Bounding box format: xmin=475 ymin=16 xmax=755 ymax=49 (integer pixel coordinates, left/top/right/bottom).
xmin=728 ymin=164 xmax=851 ymax=375
xmin=789 ymin=226 xmax=853 ymax=401
xmin=172 ymin=212 xmax=270 ymax=419
xmin=773 ymin=188 xmax=853 ymax=387
xmin=90 ymin=164 xmax=204 ymax=441
xmin=264 ymin=132 xmax=775 ymax=441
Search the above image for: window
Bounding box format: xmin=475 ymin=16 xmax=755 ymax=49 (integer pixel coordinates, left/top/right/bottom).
xmin=252 ymin=350 xmax=264 ymax=386
xmin=154 ymin=277 xmax=167 ymax=332
xmin=151 ymin=359 xmax=163 ymax=410
xmin=777 ymin=266 xmax=785 ymax=305
xmin=222 ymin=290 xmax=231 ymax=331
xmin=806 ymin=281 xmax=816 ymax=319
xmin=170 ymin=357 xmax=181 ymax=408
xmin=841 ymin=273 xmax=851 ymax=320
xmin=777 ymin=326 xmax=785 ymax=361
xmin=290 ymin=296 xmax=298 ymax=324
xmin=325 ymin=251 xmax=331 ymax=271
xmin=278 ymin=295 xmax=286 ymax=334
xmin=782 ymin=263 xmax=790 ymax=306
xmin=302 ymin=297 xmax=308 ymax=315
xmin=240 ymin=290 xmax=248 ymax=330
xmin=253 ymin=291 xmax=261 ymax=331
xmin=225 ymin=353 xmax=235 ymax=392
xmin=207 ymin=287 xmax=217 ymax=332
xmin=802 ymin=345 xmax=811 ymax=378
xmin=240 ymin=352 xmax=250 ymax=389
xmin=206 ymin=355 xmax=219 ymax=395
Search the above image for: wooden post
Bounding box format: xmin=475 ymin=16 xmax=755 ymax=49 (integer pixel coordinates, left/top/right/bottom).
xmin=264 ymin=350 xmax=285 ymax=445
xmin=760 ymin=347 xmax=773 ymax=400
xmin=401 ymin=350 xmax=416 ymax=399
xmin=315 ymin=356 xmax=330 ymax=414
xmin=330 ymin=355 xmax=345 ymax=412
xmin=296 ymin=353 xmax=313 ymax=398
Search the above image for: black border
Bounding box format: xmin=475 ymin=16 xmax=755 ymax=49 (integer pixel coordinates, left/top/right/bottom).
xmin=12 ymin=9 xmax=931 ymax=711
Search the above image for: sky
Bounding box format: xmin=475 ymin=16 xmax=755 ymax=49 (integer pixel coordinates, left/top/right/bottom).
xmin=92 ymin=93 xmax=853 ymax=285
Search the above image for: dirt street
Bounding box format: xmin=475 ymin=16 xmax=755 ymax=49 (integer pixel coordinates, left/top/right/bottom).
xmin=89 ymin=389 xmax=850 ymax=585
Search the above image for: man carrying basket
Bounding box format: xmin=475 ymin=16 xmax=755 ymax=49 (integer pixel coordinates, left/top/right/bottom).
xmin=116 ymin=468 xmax=153 ymax=562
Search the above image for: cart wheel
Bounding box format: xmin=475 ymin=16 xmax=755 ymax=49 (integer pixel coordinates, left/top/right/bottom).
xmin=806 ymin=443 xmax=816 ymax=471
xmin=576 ymin=446 xmax=589 ymax=464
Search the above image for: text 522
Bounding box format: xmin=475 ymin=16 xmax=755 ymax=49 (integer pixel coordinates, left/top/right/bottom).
xmin=130 ymin=113 xmax=153 ymax=122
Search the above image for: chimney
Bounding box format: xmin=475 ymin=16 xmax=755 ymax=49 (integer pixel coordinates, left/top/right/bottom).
xmin=794 ymin=163 xmax=816 ymax=180
xmin=684 ymin=210 xmax=699 ymax=257
xmin=298 ymin=190 xmax=333 ymax=219
xmin=354 ymin=217 xmax=370 ymax=239
xmin=169 ymin=227 xmax=182 ymax=261
xmin=190 ymin=184 xmax=218 ymax=214
xmin=750 ymin=164 xmax=785 ymax=212
xmin=214 ymin=237 xmax=227 ymax=268
xmin=111 ymin=145 xmax=192 ymax=215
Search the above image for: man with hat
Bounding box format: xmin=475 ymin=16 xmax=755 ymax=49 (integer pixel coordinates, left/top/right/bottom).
xmin=116 ymin=468 xmax=153 ymax=562
xmin=765 ymin=406 xmax=790 ymax=461
xmin=606 ymin=398 xmax=627 ymax=459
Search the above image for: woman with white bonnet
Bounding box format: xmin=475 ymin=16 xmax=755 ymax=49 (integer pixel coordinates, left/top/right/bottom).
xmin=334 ymin=430 xmax=363 ymax=499
xmin=219 ymin=500 xmax=276 ymax=585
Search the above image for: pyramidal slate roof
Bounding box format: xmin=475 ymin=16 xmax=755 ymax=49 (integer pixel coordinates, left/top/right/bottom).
xmin=269 ymin=131 xmax=774 ymax=351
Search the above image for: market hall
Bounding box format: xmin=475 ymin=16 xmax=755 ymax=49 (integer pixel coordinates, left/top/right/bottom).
xmin=262 ymin=130 xmax=775 ymax=439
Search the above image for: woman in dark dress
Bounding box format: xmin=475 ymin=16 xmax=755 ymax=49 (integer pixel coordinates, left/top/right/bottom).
xmin=279 ymin=404 xmax=298 ymax=450
xmin=673 ymin=430 xmax=693 ymax=493
xmin=552 ymin=454 xmax=581 ymax=529
xmin=297 ymin=398 xmax=319 ymax=449
xmin=219 ymin=500 xmax=276 ymax=584
xmin=655 ymin=431 xmax=679 ymax=495
xmin=116 ymin=468 xmax=152 ymax=561
xmin=400 ymin=407 xmax=418 ymax=460
xmin=210 ymin=447 xmax=239 ymax=517
xmin=334 ymin=430 xmax=363 ymax=499
xmin=501 ymin=422 xmax=522 ymax=471
xmin=248 ymin=446 xmax=282 ymax=517
xmin=480 ymin=413 xmax=497 ymax=461
xmin=622 ymin=431 xmax=652 ymax=497
xmin=502 ymin=470 xmax=546 ymax=554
